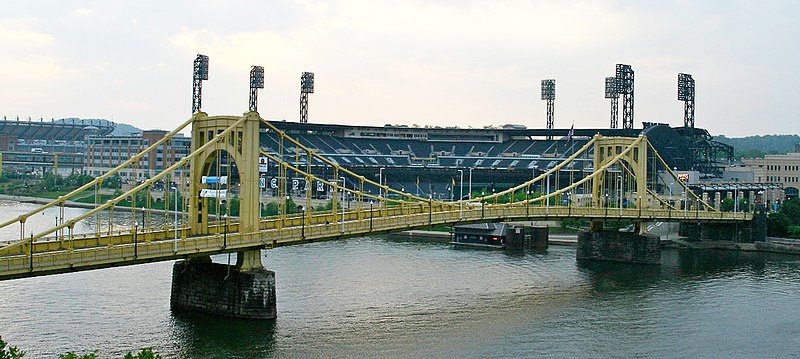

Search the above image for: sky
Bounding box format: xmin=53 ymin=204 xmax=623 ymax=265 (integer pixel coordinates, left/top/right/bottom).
xmin=1 ymin=0 xmax=798 ymax=137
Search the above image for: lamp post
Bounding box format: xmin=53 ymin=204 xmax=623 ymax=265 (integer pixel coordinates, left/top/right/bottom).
xmin=546 ymin=172 xmax=550 ymax=213
xmin=369 ymin=201 xmax=374 ymax=231
xmin=221 ymin=199 xmax=227 ymax=248
xmin=458 ymin=169 xmax=463 ymax=219
xmin=300 ymin=207 xmax=305 ymax=239
xmin=340 ymin=176 xmax=346 ymax=233
xmin=669 ymin=182 xmax=674 ymax=207
xmin=683 ymin=191 xmax=687 ymax=217
xmin=171 ymin=186 xmax=178 ymax=254
xmin=133 ymin=220 xmax=138 ymax=259
xmin=468 ymin=167 xmax=473 ymax=200
xmin=617 ymin=176 xmax=622 ymax=215
xmin=378 ymin=167 xmax=385 ymax=203
xmin=222 ymin=213 xmax=228 ymax=248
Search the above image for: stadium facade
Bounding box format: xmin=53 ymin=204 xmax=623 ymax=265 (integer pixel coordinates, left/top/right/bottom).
xmin=0 ymin=117 xmax=734 ymax=200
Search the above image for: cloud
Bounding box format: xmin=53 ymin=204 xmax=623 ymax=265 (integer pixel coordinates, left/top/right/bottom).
xmin=73 ymin=8 xmax=95 ymax=16
xmin=0 ymin=55 xmax=79 ymax=82
xmin=0 ymin=24 xmax=54 ymax=48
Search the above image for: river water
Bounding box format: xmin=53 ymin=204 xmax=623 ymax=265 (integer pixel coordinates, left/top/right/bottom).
xmin=1 ymin=201 xmax=800 ymax=358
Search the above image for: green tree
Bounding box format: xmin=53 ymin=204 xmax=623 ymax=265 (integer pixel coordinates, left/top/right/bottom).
xmin=101 ymin=174 xmax=121 ymax=189
xmin=780 ymin=198 xmax=800 ymax=226
xmin=768 ymin=212 xmax=791 ymax=237
xmin=0 ymin=336 xmax=25 ymax=359
xmin=59 ymin=352 xmax=97 ymax=359
xmin=122 ymin=348 xmax=162 ymax=359
xmin=720 ymin=197 xmax=748 ymax=212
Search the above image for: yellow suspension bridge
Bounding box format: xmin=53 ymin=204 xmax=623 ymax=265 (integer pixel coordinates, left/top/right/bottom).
xmin=0 ymin=111 xmax=751 ymax=282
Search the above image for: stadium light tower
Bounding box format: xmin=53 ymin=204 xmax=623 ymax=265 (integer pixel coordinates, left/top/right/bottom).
xmin=192 ymin=54 xmax=209 ymax=114
xmin=249 ymin=65 xmax=265 ymax=112
xmin=541 ymin=79 xmax=556 ymax=140
xmin=300 ymin=72 xmax=315 ymax=123
xmin=678 ymin=73 xmax=695 ymax=128
xmin=604 ymin=76 xmax=620 ymax=128
xmin=615 ymin=64 xmax=634 ymax=129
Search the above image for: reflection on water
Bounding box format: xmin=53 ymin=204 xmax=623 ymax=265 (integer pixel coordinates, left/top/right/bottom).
xmin=1 ymin=200 xmax=800 ymax=358
xmin=170 ymin=313 xmax=277 ymax=358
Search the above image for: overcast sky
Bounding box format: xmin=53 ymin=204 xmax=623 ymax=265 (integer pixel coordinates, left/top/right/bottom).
xmin=1 ymin=0 xmax=798 ymax=137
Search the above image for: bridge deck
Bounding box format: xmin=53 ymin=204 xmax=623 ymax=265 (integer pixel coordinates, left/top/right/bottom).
xmin=0 ymin=205 xmax=751 ymax=280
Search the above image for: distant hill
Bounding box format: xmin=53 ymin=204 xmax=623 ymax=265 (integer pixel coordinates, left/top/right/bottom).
xmin=111 ymin=123 xmax=142 ymax=136
xmin=715 ymin=134 xmax=800 ymax=158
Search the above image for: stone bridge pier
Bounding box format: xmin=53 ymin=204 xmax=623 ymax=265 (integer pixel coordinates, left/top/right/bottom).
xmin=576 ymin=221 xmax=661 ymax=264
xmin=171 ymin=112 xmax=276 ymax=319
xmin=170 ymin=250 xmax=276 ymax=319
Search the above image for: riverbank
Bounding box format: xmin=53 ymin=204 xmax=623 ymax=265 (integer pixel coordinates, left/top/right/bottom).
xmin=390 ymin=227 xmax=800 ymax=256
xmin=0 ymin=194 xmax=182 ymax=216
xmin=668 ymin=237 xmax=800 ymax=255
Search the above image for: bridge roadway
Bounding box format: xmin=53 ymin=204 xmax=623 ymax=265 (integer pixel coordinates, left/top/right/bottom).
xmin=0 ymin=204 xmax=750 ymax=280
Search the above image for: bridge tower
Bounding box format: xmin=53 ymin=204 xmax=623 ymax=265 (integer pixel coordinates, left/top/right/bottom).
xmin=172 ymin=111 xmax=276 ymax=319
xmin=591 ymin=135 xmax=648 ymax=210
xmin=579 ymin=134 xmax=660 ymax=264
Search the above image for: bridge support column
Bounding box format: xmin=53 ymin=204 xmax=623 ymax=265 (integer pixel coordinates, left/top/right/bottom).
xmin=577 ymin=222 xmax=660 ymax=264
xmin=680 ymin=207 xmax=767 ymax=243
xmin=170 ymin=251 xmax=276 ymax=319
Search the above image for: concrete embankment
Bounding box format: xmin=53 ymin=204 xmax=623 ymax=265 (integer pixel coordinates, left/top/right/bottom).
xmin=668 ymin=237 xmax=800 ymax=255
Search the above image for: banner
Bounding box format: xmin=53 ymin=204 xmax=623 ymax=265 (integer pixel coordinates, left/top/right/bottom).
xmin=202 ymin=176 xmax=228 ymax=185
xmin=259 ymin=157 xmax=268 ymax=173
xmin=200 ymin=189 xmax=227 ymax=199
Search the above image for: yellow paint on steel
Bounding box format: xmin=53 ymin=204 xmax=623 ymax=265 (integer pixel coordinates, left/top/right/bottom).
xmin=0 ymin=112 xmax=754 ymax=280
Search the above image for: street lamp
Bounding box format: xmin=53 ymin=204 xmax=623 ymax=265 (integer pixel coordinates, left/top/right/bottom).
xmin=340 ymin=176 xmax=346 ymax=233
xmin=171 ymin=186 xmax=178 ymax=254
xmin=378 ymin=167 xmax=385 ymax=202
xmin=458 ymin=169 xmax=464 ymax=219
xmin=546 ymin=172 xmax=551 ymax=213
xmin=221 ymin=199 xmax=227 ymax=248
xmin=468 ymin=167 xmax=474 ymax=200
xmin=300 ymin=206 xmax=305 ymax=239
xmin=669 ymin=182 xmax=674 ymax=207
xmin=133 ymin=220 xmax=138 ymax=258
xmin=617 ymin=175 xmax=622 ymax=215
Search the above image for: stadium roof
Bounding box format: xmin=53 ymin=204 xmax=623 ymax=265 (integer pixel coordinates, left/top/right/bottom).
xmin=0 ymin=118 xmax=114 ymax=141
xmin=266 ymin=120 xmax=640 ymax=138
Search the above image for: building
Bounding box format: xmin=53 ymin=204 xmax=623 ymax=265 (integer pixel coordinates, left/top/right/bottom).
xmin=742 ymin=152 xmax=800 ymax=200
xmin=86 ymin=130 xmax=191 ymax=180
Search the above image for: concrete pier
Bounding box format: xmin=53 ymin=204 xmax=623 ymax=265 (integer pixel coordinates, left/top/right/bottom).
xmin=680 ymin=207 xmax=767 ymax=243
xmin=576 ymin=229 xmax=661 ymax=264
xmin=170 ymin=252 xmax=276 ymax=319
